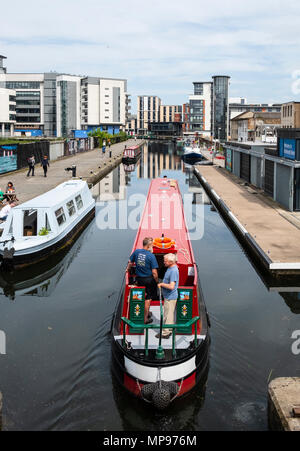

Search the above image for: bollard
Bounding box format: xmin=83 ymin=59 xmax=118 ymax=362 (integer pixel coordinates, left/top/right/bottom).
xmin=71 ymin=165 xmax=76 ymax=177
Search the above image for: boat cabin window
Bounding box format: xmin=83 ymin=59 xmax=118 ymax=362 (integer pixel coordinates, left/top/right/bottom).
xmin=23 ymin=209 xmax=38 ymax=236
xmin=67 ymin=200 xmax=76 ymax=217
xmin=55 ymin=207 xmax=66 ymax=226
xmin=75 ymin=195 xmax=83 ymax=210
xmin=45 ymin=213 xmax=51 ymax=231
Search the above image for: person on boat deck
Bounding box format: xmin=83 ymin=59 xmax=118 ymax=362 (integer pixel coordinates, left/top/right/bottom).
xmin=127 ymin=237 xmax=158 ymax=324
xmin=0 ymin=201 xmax=16 ymax=221
xmin=157 ymin=253 xmax=179 ymax=339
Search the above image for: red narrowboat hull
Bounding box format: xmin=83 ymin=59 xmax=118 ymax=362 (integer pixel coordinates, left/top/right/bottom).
xmin=111 ymin=177 xmax=210 ymax=409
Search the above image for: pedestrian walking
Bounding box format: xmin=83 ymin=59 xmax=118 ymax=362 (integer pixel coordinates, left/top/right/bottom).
xmin=41 ymin=155 xmax=50 ymax=177
xmin=108 ymin=139 xmax=111 ymax=148
xmin=27 ymin=155 xmax=35 ymax=177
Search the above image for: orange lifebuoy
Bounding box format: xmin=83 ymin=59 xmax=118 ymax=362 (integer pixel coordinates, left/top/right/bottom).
xmin=153 ymin=237 xmax=175 ymax=249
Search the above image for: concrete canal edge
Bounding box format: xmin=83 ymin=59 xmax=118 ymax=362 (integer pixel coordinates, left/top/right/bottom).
xmin=86 ymin=141 xmax=145 ymax=186
xmin=268 ymin=378 xmax=300 ymax=431
xmin=193 ymin=167 xmax=273 ymax=274
xmin=86 ymin=154 xmax=123 ymax=186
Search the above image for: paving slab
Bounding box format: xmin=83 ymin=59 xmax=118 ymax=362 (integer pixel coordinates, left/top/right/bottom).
xmin=196 ymin=165 xmax=300 ymax=268
xmin=268 ymin=378 xmax=300 ymax=431
xmin=0 ymin=139 xmax=143 ymax=204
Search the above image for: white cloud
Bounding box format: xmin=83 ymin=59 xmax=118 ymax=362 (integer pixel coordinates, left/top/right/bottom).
xmin=1 ymin=0 xmax=300 ymax=108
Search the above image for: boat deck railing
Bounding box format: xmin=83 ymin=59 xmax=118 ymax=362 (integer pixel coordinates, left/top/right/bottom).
xmin=121 ymin=316 xmax=200 ymax=359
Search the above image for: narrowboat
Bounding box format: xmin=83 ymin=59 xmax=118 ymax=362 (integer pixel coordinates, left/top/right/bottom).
xmin=111 ymin=177 xmax=210 ymax=410
xmin=122 ymin=145 xmax=141 ymax=163
xmin=0 ymin=180 xmax=95 ymax=269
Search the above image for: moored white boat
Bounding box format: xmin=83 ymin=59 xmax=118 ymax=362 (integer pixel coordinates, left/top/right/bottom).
xmin=183 ymin=146 xmax=203 ymax=159
xmin=0 ymin=180 xmax=95 ymax=269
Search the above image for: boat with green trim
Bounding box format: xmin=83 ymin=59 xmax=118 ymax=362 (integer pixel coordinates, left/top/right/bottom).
xmin=111 ymin=177 xmax=210 ymax=410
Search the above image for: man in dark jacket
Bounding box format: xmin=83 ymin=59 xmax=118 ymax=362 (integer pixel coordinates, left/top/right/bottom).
xmin=41 ymin=155 xmax=50 ymax=177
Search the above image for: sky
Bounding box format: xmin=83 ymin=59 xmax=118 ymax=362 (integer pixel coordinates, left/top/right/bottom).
xmin=1 ymin=0 xmax=300 ymax=112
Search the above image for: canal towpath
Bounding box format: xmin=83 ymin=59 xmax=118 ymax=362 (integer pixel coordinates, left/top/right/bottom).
xmin=0 ymin=139 xmax=144 ymax=204
xmin=195 ymin=161 xmax=300 ymax=274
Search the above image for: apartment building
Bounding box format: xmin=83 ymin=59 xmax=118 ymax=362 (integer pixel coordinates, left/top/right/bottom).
xmin=0 ymin=87 xmax=16 ymax=137
xmin=183 ymin=76 xmax=230 ymax=140
xmin=80 ymin=77 xmax=127 ymax=135
xmin=137 ymin=96 xmax=161 ymax=133
xmin=187 ymin=82 xmax=213 ymax=136
xmin=281 ymin=102 xmax=300 ymax=128
xmin=159 ymin=105 xmax=182 ymax=123
xmin=0 ymin=56 xmax=128 ymax=137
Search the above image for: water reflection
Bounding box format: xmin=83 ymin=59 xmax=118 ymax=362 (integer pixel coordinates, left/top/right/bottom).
xmin=0 ymin=223 xmax=92 ymax=301
xmin=185 ymin=169 xmax=211 ymax=205
xmin=0 ymin=140 xmax=299 ymax=431
xmin=111 ymin=366 xmax=209 ymax=431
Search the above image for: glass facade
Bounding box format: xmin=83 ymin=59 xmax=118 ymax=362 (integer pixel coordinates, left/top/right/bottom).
xmin=60 ymin=81 xmax=68 ymax=137
xmin=13 ymin=90 xmax=41 ymax=124
xmin=6 ymin=81 xmax=40 ymax=89
xmin=193 ymin=83 xmax=204 ymax=95
xmin=213 ymin=76 xmax=230 ymax=140
xmin=189 ymin=99 xmax=204 ymax=131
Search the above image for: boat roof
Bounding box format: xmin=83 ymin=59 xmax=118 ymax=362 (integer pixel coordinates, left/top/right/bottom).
xmin=132 ymin=178 xmax=195 ymax=266
xmin=16 ymin=180 xmax=88 ymax=209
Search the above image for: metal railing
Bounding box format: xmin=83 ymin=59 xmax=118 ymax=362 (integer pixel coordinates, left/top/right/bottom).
xmin=121 ymin=315 xmax=200 ymax=359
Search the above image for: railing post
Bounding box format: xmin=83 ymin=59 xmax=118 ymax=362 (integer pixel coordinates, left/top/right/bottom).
xmin=145 ymin=327 xmax=149 ymax=357
xmin=155 ymin=288 xmax=165 ymax=360
xmin=172 ymin=328 xmax=176 ymax=358
xmin=123 ymin=320 xmax=126 ymax=347
xmin=194 ymin=319 xmax=198 ymax=347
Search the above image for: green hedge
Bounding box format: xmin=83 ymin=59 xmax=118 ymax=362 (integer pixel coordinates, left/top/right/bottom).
xmin=87 ymin=129 xmax=129 ymax=147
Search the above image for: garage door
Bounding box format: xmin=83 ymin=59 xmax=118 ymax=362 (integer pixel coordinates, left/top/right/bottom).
xmin=240 ymin=153 xmax=251 ymax=182
xmin=264 ymin=160 xmax=274 ymax=197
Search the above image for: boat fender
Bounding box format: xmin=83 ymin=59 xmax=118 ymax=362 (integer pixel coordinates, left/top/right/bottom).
xmin=3 ymin=246 xmax=15 ymax=261
xmin=141 ymin=381 xmax=179 ymax=410
xmin=152 ymin=388 xmax=170 ymax=410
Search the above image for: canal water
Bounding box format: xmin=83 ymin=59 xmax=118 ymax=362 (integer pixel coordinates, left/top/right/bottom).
xmin=0 ymin=141 xmax=299 ymax=431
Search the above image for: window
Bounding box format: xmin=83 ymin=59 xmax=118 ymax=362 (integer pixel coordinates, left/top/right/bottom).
xmin=6 ymin=81 xmax=40 ymax=89
xmin=45 ymin=213 xmax=51 ymax=231
xmin=23 ymin=209 xmax=38 ymax=236
xmin=55 ymin=207 xmax=66 ymax=226
xmin=75 ymin=195 xmax=83 ymax=210
xmin=67 ymin=200 xmax=76 ymax=217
